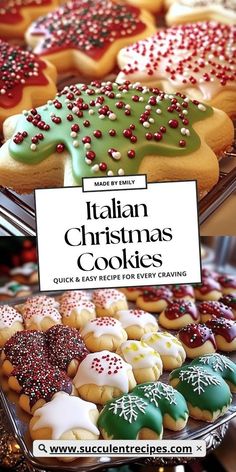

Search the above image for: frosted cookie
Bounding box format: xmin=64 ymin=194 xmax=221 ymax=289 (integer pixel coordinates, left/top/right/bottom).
xmin=46 ymin=325 xmax=89 ymax=377
xmin=92 ymin=289 xmax=128 ymax=317
xmin=117 ymin=22 xmax=236 ymax=117
xmin=132 ymin=381 xmax=189 ymax=431
xmin=30 ymin=392 xmax=99 ymax=449
xmin=117 ymin=340 xmax=163 ymax=383
xmin=26 ymin=0 xmax=156 ymax=78
xmin=21 ymin=298 xmax=61 ymax=330
xmin=219 ymin=295 xmax=236 ymax=318
xmin=8 ymin=362 xmax=74 ymax=414
xmin=198 ymin=301 xmax=234 ymax=323
xmin=73 ymin=350 xmax=136 ymax=404
xmin=178 ymin=323 xmax=216 ymax=358
xmin=60 ymin=295 xmax=95 ymax=330
xmin=0 ymin=82 xmax=233 ymax=194
xmin=114 ymin=309 xmax=158 ymax=339
xmin=141 ymin=331 xmax=186 ymax=370
xmin=80 ymin=317 xmax=127 ymax=352
xmin=217 ymin=275 xmax=236 ymax=295
xmin=159 ymin=300 xmax=199 ymax=329
xmin=169 ymin=364 xmax=232 ymax=421
xmin=172 ymin=284 xmax=195 ymax=301
xmin=10 ymin=262 xmax=38 ymax=285
xmin=59 ymin=290 xmax=91 ymax=304
xmin=0 ymin=281 xmax=31 ymax=301
xmin=166 ymin=0 xmax=236 ymax=26
xmin=201 ymin=267 xmax=219 ymax=280
xmin=194 ymin=278 xmax=222 ymax=301
xmin=191 ymin=353 xmax=236 ymax=392
xmin=205 ymin=317 xmax=236 ymax=352
xmin=98 ymin=393 xmax=163 ymax=439
xmin=119 ymin=287 xmax=150 ymax=302
xmin=0 ymin=305 xmax=23 ymax=347
xmin=136 ymin=287 xmax=173 ymax=313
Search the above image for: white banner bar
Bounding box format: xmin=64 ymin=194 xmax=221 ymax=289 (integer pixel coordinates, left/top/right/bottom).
xmin=82 ymin=174 xmax=147 ymax=192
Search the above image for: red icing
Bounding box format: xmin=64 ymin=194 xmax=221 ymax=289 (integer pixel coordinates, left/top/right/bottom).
xmin=142 ymin=286 xmax=173 ymax=302
xmin=218 ymin=275 xmax=236 ymax=289
xmin=165 ymin=300 xmax=198 ymax=320
xmin=0 ymin=40 xmax=48 ymax=109
xmin=206 ymin=317 xmax=236 ymax=343
xmin=172 ymin=284 xmax=194 ymax=299
xmin=219 ymin=294 xmax=236 ymax=311
xmin=91 ymin=353 xmax=123 ymax=375
xmin=198 ymin=301 xmax=234 ymax=320
xmin=195 ymin=277 xmax=221 ymax=294
xmin=0 ymin=0 xmax=52 ymax=24
xmin=31 ymin=0 xmax=146 ymax=60
xmin=178 ymin=323 xmax=216 ymax=348
xmin=201 ymin=268 xmax=218 ymax=280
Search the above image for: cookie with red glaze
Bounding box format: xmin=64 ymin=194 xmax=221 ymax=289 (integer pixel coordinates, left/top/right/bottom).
xmin=136 ymin=287 xmax=173 ymax=313
xmin=178 ymin=323 xmax=216 ymax=358
xmin=194 ymin=278 xmax=222 ymax=301
xmin=219 ymin=294 xmax=236 ymax=318
xmin=119 ymin=287 xmax=152 ymax=302
xmin=206 ymin=317 xmax=236 ymax=352
xmin=217 ymin=275 xmax=236 ymax=295
xmin=172 ymin=284 xmax=195 ymax=301
xmin=159 ymin=300 xmax=199 ymax=329
xmin=198 ymin=301 xmax=234 ymax=323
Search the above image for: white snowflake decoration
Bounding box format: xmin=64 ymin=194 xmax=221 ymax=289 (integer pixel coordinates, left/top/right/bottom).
xmin=108 ymin=395 xmax=147 ymax=423
xmin=179 ymin=366 xmax=221 ymax=395
xmin=197 ymin=354 xmax=234 ymax=372
xmin=137 ymin=383 xmax=177 ymax=407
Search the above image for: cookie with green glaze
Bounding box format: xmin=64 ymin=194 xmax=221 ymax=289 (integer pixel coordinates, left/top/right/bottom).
xmin=98 ymin=393 xmax=163 ymax=439
xmin=191 ymin=353 xmax=236 ymax=393
xmin=0 ymin=81 xmax=232 ymax=194
xmin=169 ymin=364 xmax=232 ymax=422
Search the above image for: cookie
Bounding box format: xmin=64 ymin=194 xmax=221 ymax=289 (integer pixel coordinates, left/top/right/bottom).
xmin=117 ymin=340 xmax=163 ymax=383
xmin=169 ymin=364 xmax=232 ymax=422
xmin=98 ymin=393 xmax=163 ymax=439
xmin=141 ymin=331 xmax=186 ymax=370
xmin=191 ymin=353 xmax=236 ymax=392
xmin=80 ymin=317 xmax=127 ymax=352
xmin=219 ymin=294 xmax=236 ymax=318
xmin=205 ymin=317 xmax=236 ymax=352
xmin=117 ymin=22 xmax=236 ymax=117
xmin=201 ymin=267 xmax=219 ymax=280
xmin=198 ymin=301 xmax=234 ymax=323
xmin=92 ymin=289 xmax=128 ymax=317
xmin=194 ymin=278 xmax=222 ymax=301
xmin=217 ymin=275 xmax=236 ymax=295
xmin=136 ymin=287 xmax=173 ymax=313
xmin=59 ymin=290 xmax=91 ymax=304
xmin=172 ymin=284 xmax=195 ymax=301
xmin=0 ymin=305 xmax=23 ymax=347
xmin=178 ymin=323 xmax=216 ymax=358
xmin=0 ymin=81 xmax=233 ymax=194
xmin=21 ymin=297 xmax=61 ymax=330
xmin=119 ymin=287 xmax=150 ymax=302
xmin=123 ymin=0 xmax=163 ymax=13
xmin=159 ymin=300 xmax=199 ymax=329
xmin=0 ymin=281 xmax=31 ymax=301
xmin=114 ymin=309 xmax=158 ymax=339
xmin=166 ymin=0 xmax=236 ymax=26
xmin=10 ymin=262 xmax=38 ymax=284
xmin=60 ymin=294 xmax=96 ymax=330
xmin=73 ymin=350 xmax=136 ymax=404
xmin=132 ymin=381 xmax=189 ymax=431
xmin=26 ymin=0 xmax=156 ymax=78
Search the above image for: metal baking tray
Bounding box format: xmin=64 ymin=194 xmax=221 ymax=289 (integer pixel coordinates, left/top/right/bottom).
xmin=0 ymin=292 xmax=236 ymax=471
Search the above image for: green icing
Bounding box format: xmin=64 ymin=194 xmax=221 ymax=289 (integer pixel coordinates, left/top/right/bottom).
xmin=132 ymin=381 xmax=188 ymax=422
xmin=169 ymin=364 xmax=232 ymax=412
xmin=9 ymin=82 xmax=213 ymax=185
xmin=191 ymin=354 xmax=236 ymax=390
xmin=97 ymin=393 xmax=163 ymax=439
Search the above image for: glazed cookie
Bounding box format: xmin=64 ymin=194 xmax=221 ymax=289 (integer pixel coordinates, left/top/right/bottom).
xmin=60 ymin=295 xmax=96 ymax=330
xmin=59 ymin=290 xmax=91 ymax=304
xmin=194 ymin=278 xmax=222 ymax=301
xmin=117 ymin=22 xmax=236 ymax=117
xmin=172 ymin=284 xmax=195 ymax=301
xmin=166 ymin=0 xmax=236 ymax=26
xmin=159 ymin=300 xmax=199 ymax=329
xmin=73 ymin=350 xmax=136 ymax=404
xmin=46 ymin=325 xmax=89 ymax=377
xmin=0 ymin=281 xmax=31 ymax=301
xmin=26 ymin=0 xmax=156 ymax=78
xmin=117 ymin=340 xmax=163 ymax=383
xmin=169 ymin=364 xmax=232 ymax=421
xmin=132 ymin=381 xmax=189 ymax=431
xmin=205 ymin=317 xmax=236 ymax=352
xmin=119 ymin=287 xmax=150 ymax=302
xmin=92 ymin=289 xmax=128 ymax=317
xmin=217 ymin=275 xmax=236 ymax=295
xmin=0 ymin=82 xmax=233 ymax=194
xmin=80 ymin=317 xmax=128 ymax=352
xmin=0 ymin=305 xmax=24 ymax=348
xmin=22 ymin=299 xmax=61 ymax=330
xmin=136 ymin=287 xmax=173 ymax=313
xmin=98 ymin=393 xmax=163 ymax=439
xmin=178 ymin=323 xmax=216 ymax=358
xmin=201 ymin=267 xmax=218 ymax=280
xmin=114 ymin=309 xmax=158 ymax=339
xmin=219 ymin=294 xmax=236 ymax=318
xmin=10 ymin=262 xmax=38 ymax=285
xmin=141 ymin=331 xmax=186 ymax=370
xmin=191 ymin=353 xmax=236 ymax=393
xmin=198 ymin=301 xmax=234 ymax=323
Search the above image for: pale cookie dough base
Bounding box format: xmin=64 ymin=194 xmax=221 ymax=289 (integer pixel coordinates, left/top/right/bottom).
xmin=77 ymin=376 xmax=136 ymax=405
xmin=222 ymin=288 xmax=236 ymax=295
xmin=121 ymin=323 xmax=158 ymax=340
xmin=214 ymin=335 xmax=236 ymax=352
xmin=119 ymin=288 xmax=143 ymax=301
xmin=132 ymin=364 xmax=162 ymax=383
xmin=62 ymin=309 xmax=96 ymax=330
xmin=25 ymin=318 xmax=60 ymax=331
xmin=136 ymin=297 xmax=169 ymax=313
xmin=0 ymin=322 xmax=23 ymax=348
xmin=179 ymin=340 xmax=216 ymax=359
xmin=158 ymin=312 xmax=199 ymax=329
xmin=82 ymin=331 xmax=128 ymax=352
xmin=160 ymin=354 xmax=185 ymax=370
xmin=95 ymin=300 xmax=128 ymax=317
xmin=101 ymin=426 xmax=163 ymax=440
xmin=194 ymin=289 xmax=222 ymax=301
xmin=163 ymin=412 xmax=188 ymax=431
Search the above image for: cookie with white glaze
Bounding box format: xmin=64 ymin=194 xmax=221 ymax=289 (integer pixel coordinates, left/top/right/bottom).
xmin=0 ymin=281 xmax=31 ymax=302
xmin=194 ymin=278 xmax=222 ymax=301
xmin=178 ymin=323 xmax=216 ymax=359
xmin=80 ymin=317 xmax=127 ymax=352
xmin=205 ymin=317 xmax=236 ymax=352
xmin=92 ymin=289 xmax=128 ymax=317
xmin=21 ymin=295 xmax=61 ymax=330
xmin=60 ymin=292 xmax=95 ymax=330
xmin=73 ymin=350 xmax=136 ymax=404
xmin=191 ymin=353 xmax=236 ymax=393
xmin=198 ymin=301 xmax=234 ymax=323
xmin=10 ymin=262 xmax=38 ymax=284
xmin=136 ymin=287 xmax=173 ymax=313
xmin=114 ymin=309 xmax=158 ymax=340
xmin=159 ymin=300 xmax=199 ymax=329
xmin=141 ymin=331 xmax=186 ymax=370
xmin=166 ymin=0 xmax=236 ymax=26
xmin=117 ymin=340 xmax=163 ymax=383
xmin=0 ymin=305 xmax=24 ymax=347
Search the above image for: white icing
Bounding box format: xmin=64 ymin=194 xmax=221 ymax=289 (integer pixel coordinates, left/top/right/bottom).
xmin=92 ymin=289 xmax=126 ymax=309
xmin=10 ymin=262 xmax=38 ymax=276
xmin=169 ymin=1 xmax=236 ymax=22
xmin=141 ymin=331 xmax=186 ymax=358
xmin=73 ymin=350 xmax=132 ymax=392
xmin=0 ymin=281 xmax=29 ymax=296
xmin=80 ymin=317 xmax=125 ymax=338
xmin=22 ymin=296 xmax=61 ymax=326
xmin=32 ymin=392 xmax=99 ymax=439
xmin=60 ymin=290 xmax=92 ymax=303
xmin=116 ymin=309 xmax=158 ymax=329
xmin=0 ymin=305 xmax=23 ymax=328
xmin=60 ymin=299 xmax=95 ymax=318
xmin=119 ymin=340 xmax=163 ymax=370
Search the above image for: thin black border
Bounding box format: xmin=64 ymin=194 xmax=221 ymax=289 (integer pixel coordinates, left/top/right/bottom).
xmin=82 ymin=174 xmax=147 ymax=192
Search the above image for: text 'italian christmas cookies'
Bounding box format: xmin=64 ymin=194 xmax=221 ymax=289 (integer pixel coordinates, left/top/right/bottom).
xmin=117 ymin=340 xmax=163 ymax=383
xmin=80 ymin=317 xmax=128 ymax=352
xmin=141 ymin=331 xmax=186 ymax=370
xmin=25 ymin=0 xmax=156 ymax=78
xmin=191 ymin=353 xmax=236 ymax=393
xmin=73 ymin=350 xmax=136 ymax=404
xmin=114 ymin=309 xmax=158 ymax=339
xmin=0 ymin=81 xmax=233 ymax=194
xmin=117 ymin=22 xmax=236 ymax=117
xmin=159 ymin=300 xmax=199 ymax=329
xmin=0 ymin=305 xmax=23 ymax=348
xmin=166 ymin=0 xmax=236 ymax=26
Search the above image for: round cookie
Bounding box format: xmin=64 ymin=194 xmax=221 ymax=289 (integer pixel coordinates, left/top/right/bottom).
xmin=22 ymin=298 xmax=61 ymax=330
xmin=21 ymin=295 xmax=59 ymax=313
xmin=73 ymin=350 xmax=136 ymax=404
xmin=114 ymin=309 xmax=158 ymax=340
xmin=132 ymin=381 xmax=189 ymax=431
xmin=194 ymin=278 xmax=222 ymax=301
xmin=191 ymin=353 xmax=236 ymax=393
xmin=80 ymin=317 xmax=127 ymax=352
xmin=166 ymin=0 xmax=236 ymax=26
xmin=201 ymin=267 xmax=218 ymax=280
xmin=98 ymin=393 xmax=163 ymax=439
xmin=219 ymin=294 xmax=236 ymax=319
xmin=172 ymin=284 xmax=195 ymax=301
xmin=92 ymin=289 xmax=128 ymax=317
xmin=46 ymin=325 xmax=89 ymax=377
xmin=0 ymin=281 xmax=31 ymax=301
xmin=9 ymin=262 xmax=38 ymax=284
xmin=169 ymin=364 xmax=232 ymax=422
xmin=117 ymin=340 xmax=163 ymax=383
xmin=198 ymin=301 xmax=234 ymax=323
xmin=119 ymin=287 xmax=150 ymax=302
xmin=136 ymin=287 xmax=173 ymax=313
xmin=217 ymin=275 xmax=236 ymax=295
xmin=205 ymin=317 xmax=236 ymax=352
xmin=60 ymin=294 xmax=96 ymax=330
xmin=0 ymin=305 xmax=24 ymax=347
xmin=59 ymin=290 xmax=91 ymax=304
xmin=159 ymin=300 xmax=199 ymax=329
xmin=141 ymin=331 xmax=186 ymax=370
xmin=178 ymin=323 xmax=216 ymax=359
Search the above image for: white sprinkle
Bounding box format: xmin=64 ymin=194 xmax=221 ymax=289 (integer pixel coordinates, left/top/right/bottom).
xmin=0 ymin=88 xmax=6 ymax=95
xmin=125 ymin=104 xmax=131 ymax=109
xmin=22 ymin=109 xmax=28 ymax=115
xmin=72 ymin=106 xmax=79 ymax=114
xmin=149 ymin=118 xmax=154 ymax=124
xmin=143 ymin=121 xmax=150 ymax=128
xmin=181 ymin=128 xmax=186 ymax=135
xmin=112 ymin=151 xmax=121 ymax=160
xmin=156 ymin=109 xmax=162 ymax=114
xmin=84 ymin=143 xmax=91 ymax=149
xmin=85 ymin=158 xmax=92 ymax=165
xmin=139 ymin=97 xmax=144 ymax=102
xmin=99 ymin=114 xmax=105 ymax=119
xmin=30 ymin=144 xmax=37 ymax=151
xmin=89 ymin=109 xmax=94 ymax=115
xmin=118 ymin=168 xmax=125 ymax=175
xmin=73 ymin=141 xmax=79 ymax=147
xmin=109 ymin=113 xmax=117 ymax=121
xmin=182 ymin=109 xmax=188 ymax=115
xmin=116 ymin=93 xmax=122 ymax=98
xmin=107 ymin=170 xmax=114 ymax=176
xmin=91 ymin=164 xmax=99 ymax=172
xmin=145 ymin=105 xmax=151 ymax=110
xmin=70 ymin=131 xmax=77 ymax=138
xmin=198 ymin=104 xmax=206 ymax=111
